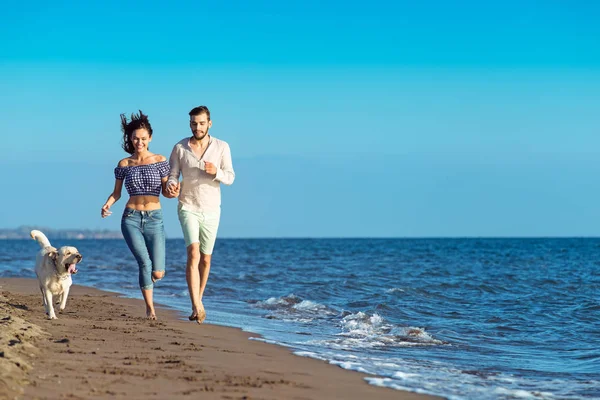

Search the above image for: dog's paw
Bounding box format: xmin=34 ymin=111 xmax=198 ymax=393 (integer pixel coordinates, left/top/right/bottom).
xmin=48 ymin=314 xmax=58 ymax=320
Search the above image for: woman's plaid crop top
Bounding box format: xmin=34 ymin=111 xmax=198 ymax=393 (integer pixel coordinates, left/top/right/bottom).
xmin=114 ymin=161 xmax=170 ymax=197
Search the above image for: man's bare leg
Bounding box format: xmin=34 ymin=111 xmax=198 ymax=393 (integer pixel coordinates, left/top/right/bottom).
xmin=186 ymin=243 xmax=202 ymax=320
xmin=196 ymin=253 xmax=212 ymax=322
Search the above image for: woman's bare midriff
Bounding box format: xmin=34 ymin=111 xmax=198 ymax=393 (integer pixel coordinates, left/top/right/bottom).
xmin=126 ymin=196 xmax=162 ymax=211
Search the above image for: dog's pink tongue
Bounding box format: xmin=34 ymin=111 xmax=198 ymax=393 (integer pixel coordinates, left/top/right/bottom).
xmin=68 ymin=264 xmax=78 ymax=274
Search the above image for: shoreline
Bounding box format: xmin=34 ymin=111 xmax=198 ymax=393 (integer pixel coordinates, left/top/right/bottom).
xmin=0 ymin=277 xmax=442 ymax=400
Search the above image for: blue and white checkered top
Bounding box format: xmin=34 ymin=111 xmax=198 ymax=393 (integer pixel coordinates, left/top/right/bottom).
xmin=114 ymin=161 xmax=170 ymax=197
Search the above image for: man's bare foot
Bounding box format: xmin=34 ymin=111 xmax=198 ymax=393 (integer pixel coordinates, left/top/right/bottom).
xmin=197 ymin=308 xmax=206 ymax=324
xmin=196 ymin=302 xmax=206 ymax=324
xmin=146 ymin=307 xmax=156 ymax=320
xmin=189 ymin=304 xmax=206 ymax=324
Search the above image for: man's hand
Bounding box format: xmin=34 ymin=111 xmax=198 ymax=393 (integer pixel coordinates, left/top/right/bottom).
xmin=204 ymin=161 xmax=217 ymax=176
xmin=166 ymin=182 xmax=180 ymax=198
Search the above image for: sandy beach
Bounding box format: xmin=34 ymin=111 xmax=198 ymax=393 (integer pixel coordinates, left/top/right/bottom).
xmin=0 ymin=278 xmax=441 ymax=400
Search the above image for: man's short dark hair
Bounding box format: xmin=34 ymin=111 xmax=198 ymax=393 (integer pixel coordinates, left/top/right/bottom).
xmin=189 ymin=105 xmax=211 ymax=120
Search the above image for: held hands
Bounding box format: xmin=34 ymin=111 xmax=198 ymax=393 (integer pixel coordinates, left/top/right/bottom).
xmin=166 ymin=182 xmax=180 ymax=198
xmin=101 ymin=204 xmax=112 ymax=218
xmin=204 ymin=161 xmax=217 ymax=175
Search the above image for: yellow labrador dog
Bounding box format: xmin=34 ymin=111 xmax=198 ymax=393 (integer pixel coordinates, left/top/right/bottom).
xmin=31 ymin=230 xmax=83 ymax=319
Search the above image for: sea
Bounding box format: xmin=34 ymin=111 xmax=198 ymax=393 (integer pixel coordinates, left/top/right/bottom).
xmin=0 ymin=238 xmax=598 ymax=400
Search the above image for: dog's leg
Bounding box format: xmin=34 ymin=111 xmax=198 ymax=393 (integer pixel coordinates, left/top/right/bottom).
xmin=44 ymin=290 xmax=57 ymax=319
xmin=59 ymin=287 xmax=70 ymax=312
xmin=39 ymin=286 xmax=47 ymax=308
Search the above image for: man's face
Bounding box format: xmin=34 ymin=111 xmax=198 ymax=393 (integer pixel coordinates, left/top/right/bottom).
xmin=190 ymin=113 xmax=212 ymax=141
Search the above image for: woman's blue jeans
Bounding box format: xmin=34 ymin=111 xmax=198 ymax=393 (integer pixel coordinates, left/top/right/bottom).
xmin=121 ymin=208 xmax=166 ymax=290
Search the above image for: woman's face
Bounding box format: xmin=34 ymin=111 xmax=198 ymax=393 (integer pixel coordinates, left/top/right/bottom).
xmin=131 ymin=128 xmax=151 ymax=153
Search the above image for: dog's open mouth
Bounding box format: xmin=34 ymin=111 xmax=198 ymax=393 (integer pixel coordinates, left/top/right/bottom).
xmin=66 ymin=263 xmax=78 ymax=274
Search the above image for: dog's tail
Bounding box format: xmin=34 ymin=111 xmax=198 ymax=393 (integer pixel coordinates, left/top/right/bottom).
xmin=30 ymin=230 xmax=51 ymax=248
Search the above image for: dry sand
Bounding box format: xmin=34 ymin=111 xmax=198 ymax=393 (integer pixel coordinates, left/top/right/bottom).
xmin=0 ymin=278 xmax=442 ymax=400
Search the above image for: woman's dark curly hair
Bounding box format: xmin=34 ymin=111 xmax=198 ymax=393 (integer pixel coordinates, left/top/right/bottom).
xmin=120 ymin=110 xmax=153 ymax=154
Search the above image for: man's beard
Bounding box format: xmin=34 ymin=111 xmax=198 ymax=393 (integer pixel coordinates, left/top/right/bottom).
xmin=192 ymin=129 xmax=209 ymax=141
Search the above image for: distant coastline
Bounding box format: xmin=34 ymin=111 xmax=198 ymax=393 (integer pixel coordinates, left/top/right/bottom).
xmin=0 ymin=226 xmax=122 ymax=240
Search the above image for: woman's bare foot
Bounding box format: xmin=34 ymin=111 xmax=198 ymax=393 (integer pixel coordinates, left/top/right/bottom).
xmin=151 ymin=271 xmax=165 ymax=283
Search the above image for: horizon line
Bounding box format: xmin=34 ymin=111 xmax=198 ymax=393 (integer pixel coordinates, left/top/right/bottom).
xmin=3 ymin=236 xmax=600 ymax=240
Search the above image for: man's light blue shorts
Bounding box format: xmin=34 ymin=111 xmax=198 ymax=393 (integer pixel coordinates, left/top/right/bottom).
xmin=177 ymin=206 xmax=221 ymax=254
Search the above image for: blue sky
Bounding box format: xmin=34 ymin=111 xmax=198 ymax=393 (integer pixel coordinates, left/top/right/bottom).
xmin=2 ymin=1 xmax=600 ymax=237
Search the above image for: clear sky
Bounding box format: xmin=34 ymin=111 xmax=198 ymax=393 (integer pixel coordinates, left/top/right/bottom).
xmin=2 ymin=1 xmax=600 ymax=237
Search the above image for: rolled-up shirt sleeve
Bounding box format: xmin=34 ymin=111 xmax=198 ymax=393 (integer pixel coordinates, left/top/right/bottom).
xmin=168 ymin=145 xmax=181 ymax=186
xmin=214 ymin=143 xmax=235 ymax=185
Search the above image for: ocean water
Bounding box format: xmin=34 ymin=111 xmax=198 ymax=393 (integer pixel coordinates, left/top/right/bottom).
xmin=1 ymin=238 xmax=598 ymax=399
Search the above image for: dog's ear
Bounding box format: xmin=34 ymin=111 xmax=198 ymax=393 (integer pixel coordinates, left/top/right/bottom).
xmin=48 ymin=251 xmax=58 ymax=261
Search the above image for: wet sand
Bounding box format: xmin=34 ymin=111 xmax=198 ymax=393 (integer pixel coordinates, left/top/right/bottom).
xmin=0 ymin=278 xmax=442 ymax=400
